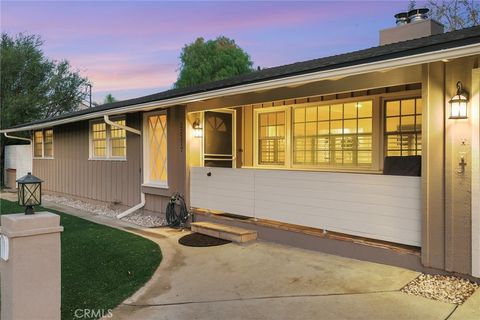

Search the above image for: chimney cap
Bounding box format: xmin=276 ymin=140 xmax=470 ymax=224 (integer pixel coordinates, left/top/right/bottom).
xmin=408 ymin=8 xmax=430 ymax=23
xmin=394 ymin=12 xmax=409 ymax=25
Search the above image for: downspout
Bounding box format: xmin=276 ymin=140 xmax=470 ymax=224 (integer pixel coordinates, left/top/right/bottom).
xmin=4 ymin=132 xmax=32 ymax=143
xmin=104 ymin=115 xmax=141 ymax=135
xmin=103 ymin=115 xmax=145 ymax=219
xmin=117 ymin=192 xmax=145 ymax=219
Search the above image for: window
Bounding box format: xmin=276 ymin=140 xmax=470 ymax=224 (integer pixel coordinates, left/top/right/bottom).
xmin=44 ymin=129 xmax=53 ymax=157
xmin=385 ymin=98 xmax=422 ymax=156
xmin=33 ymin=128 xmax=54 ymax=158
xmin=110 ymin=119 xmax=127 ymax=157
xmin=91 ymin=122 xmax=107 ymax=157
xmin=89 ymin=117 xmax=127 ymax=159
xmin=258 ymin=110 xmax=286 ymax=165
xmin=292 ymin=101 xmax=372 ymax=167
xmin=34 ymin=130 xmax=43 ymax=158
xmin=144 ymin=112 xmax=168 ymax=187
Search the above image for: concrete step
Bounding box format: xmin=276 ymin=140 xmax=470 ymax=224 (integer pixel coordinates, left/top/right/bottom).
xmin=191 ymin=221 xmax=257 ymax=243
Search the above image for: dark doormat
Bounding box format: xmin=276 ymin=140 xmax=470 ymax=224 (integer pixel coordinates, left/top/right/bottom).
xmin=178 ymin=233 xmax=231 ymax=247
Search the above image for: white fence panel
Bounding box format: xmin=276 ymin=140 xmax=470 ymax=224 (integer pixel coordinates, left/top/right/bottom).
xmin=4 ymin=145 xmax=32 ymax=186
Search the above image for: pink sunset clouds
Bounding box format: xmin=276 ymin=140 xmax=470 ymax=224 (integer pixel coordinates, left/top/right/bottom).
xmin=1 ymin=1 xmax=419 ymax=103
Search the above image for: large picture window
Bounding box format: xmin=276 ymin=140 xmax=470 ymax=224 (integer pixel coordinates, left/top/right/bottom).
xmin=89 ymin=117 xmax=127 ymax=159
xmin=292 ymin=101 xmax=373 ymax=167
xmin=144 ymin=112 xmax=168 ymax=187
xmin=33 ymin=128 xmax=54 ymax=158
xmin=384 ymin=98 xmax=422 ymax=156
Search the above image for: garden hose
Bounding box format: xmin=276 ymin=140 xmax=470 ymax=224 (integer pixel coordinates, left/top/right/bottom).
xmin=165 ymin=192 xmax=189 ymax=227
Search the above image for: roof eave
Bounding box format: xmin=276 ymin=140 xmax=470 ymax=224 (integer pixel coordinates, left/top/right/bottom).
xmin=2 ymin=41 xmax=480 ymax=133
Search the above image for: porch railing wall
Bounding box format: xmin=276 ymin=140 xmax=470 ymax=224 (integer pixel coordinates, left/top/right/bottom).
xmin=190 ymin=167 xmax=422 ymax=246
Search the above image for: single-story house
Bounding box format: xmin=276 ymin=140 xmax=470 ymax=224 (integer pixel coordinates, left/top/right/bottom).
xmin=2 ymin=16 xmax=480 ymax=279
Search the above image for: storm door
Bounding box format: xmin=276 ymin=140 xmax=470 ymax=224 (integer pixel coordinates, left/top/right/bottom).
xmin=203 ymin=110 xmax=235 ymax=168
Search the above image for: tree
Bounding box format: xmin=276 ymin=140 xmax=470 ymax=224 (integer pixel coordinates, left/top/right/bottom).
xmin=427 ymin=0 xmax=479 ymax=31
xmin=104 ymin=93 xmax=117 ymax=104
xmin=0 ymin=33 xmax=89 ymax=130
xmin=174 ymin=36 xmax=254 ymax=89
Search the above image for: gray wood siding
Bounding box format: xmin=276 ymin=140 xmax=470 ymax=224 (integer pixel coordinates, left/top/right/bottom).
xmin=33 ymin=113 xmax=142 ymax=207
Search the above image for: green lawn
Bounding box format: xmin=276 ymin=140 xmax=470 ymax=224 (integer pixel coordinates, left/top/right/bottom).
xmin=0 ymin=199 xmax=162 ymax=320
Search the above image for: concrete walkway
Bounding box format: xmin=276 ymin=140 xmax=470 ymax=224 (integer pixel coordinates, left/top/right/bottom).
xmin=1 ymin=192 xmax=478 ymax=320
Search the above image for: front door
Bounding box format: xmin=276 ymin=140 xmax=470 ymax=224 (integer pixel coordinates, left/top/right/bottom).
xmin=203 ymin=110 xmax=235 ymax=168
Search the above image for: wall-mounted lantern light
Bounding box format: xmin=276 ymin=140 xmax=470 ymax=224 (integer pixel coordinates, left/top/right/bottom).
xmin=192 ymin=120 xmax=203 ymax=138
xmin=16 ymin=172 xmax=43 ymax=215
xmin=449 ymin=81 xmax=469 ymax=119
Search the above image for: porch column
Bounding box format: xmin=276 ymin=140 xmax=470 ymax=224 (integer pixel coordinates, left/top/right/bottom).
xmin=444 ymin=57 xmax=477 ymax=274
xmin=421 ymin=61 xmax=446 ymax=270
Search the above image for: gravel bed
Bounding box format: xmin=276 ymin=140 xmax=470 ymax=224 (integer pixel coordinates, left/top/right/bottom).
xmin=401 ymin=273 xmax=478 ymax=304
xmin=43 ymin=195 xmax=166 ymax=228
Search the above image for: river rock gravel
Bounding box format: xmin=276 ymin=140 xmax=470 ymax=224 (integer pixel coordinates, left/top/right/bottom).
xmin=401 ymin=273 xmax=478 ymax=304
xmin=43 ymin=194 xmax=166 ymax=227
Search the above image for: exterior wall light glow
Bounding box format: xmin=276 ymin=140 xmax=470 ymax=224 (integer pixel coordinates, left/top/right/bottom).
xmin=192 ymin=120 xmax=203 ymax=138
xmin=449 ymin=81 xmax=469 ymax=119
xmin=16 ymin=172 xmax=43 ymax=215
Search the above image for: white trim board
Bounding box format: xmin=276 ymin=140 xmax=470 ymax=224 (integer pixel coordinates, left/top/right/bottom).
xmin=471 ymin=68 xmax=480 ymax=277
xmin=2 ymin=43 xmax=480 ymax=133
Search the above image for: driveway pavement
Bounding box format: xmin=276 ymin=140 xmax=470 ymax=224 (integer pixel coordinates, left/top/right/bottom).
xmin=2 ymin=192 xmax=477 ymax=320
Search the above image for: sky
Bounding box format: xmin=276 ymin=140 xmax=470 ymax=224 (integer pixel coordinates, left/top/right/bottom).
xmin=1 ymin=1 xmax=425 ymax=104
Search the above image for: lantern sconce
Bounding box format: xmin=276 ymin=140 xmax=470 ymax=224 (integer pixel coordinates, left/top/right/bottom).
xmin=449 ymin=81 xmax=469 ymax=119
xmin=192 ymin=120 xmax=203 ymax=138
xmin=16 ymin=172 xmax=43 ymax=215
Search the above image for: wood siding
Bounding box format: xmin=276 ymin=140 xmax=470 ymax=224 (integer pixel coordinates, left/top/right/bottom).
xmin=33 ymin=107 xmax=187 ymax=214
xmin=191 ymin=167 xmax=422 ymax=246
xmin=34 ymin=113 xmax=142 ymax=207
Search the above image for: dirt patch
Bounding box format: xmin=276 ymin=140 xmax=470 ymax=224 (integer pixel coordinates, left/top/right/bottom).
xmin=178 ymin=233 xmax=231 ymax=247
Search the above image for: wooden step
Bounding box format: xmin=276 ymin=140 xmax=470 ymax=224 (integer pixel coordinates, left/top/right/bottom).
xmin=191 ymin=222 xmax=257 ymax=243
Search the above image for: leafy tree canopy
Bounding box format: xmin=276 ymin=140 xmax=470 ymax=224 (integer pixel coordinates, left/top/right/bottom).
xmin=104 ymin=93 xmax=117 ymax=104
xmin=174 ymin=36 xmax=254 ymax=89
xmin=0 ymin=33 xmax=89 ymax=129
xmin=427 ymin=0 xmax=479 ymax=31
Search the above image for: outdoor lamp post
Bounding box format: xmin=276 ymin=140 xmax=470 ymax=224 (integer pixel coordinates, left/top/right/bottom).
xmin=16 ymin=172 xmax=43 ymax=215
xmin=449 ymin=81 xmax=469 ymax=119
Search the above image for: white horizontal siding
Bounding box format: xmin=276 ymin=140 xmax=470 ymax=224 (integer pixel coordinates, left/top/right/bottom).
xmin=190 ymin=167 xmax=422 ymax=246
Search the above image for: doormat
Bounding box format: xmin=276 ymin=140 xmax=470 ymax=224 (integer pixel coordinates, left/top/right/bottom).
xmin=178 ymin=233 xmax=231 ymax=247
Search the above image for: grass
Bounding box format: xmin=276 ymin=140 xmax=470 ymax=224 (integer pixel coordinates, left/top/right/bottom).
xmin=0 ymin=199 xmax=162 ymax=320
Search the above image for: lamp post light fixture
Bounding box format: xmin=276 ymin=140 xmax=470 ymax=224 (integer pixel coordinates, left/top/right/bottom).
xmin=192 ymin=120 xmax=203 ymax=138
xmin=449 ymin=81 xmax=469 ymax=119
xmin=16 ymin=172 xmax=43 ymax=215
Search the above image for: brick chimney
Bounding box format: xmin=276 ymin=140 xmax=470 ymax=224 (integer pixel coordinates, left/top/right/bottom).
xmin=380 ymin=8 xmax=444 ymax=45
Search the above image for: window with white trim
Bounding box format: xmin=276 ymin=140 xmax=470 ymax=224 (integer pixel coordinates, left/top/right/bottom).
xmin=33 ymin=128 xmax=54 ymax=158
xmin=292 ymin=101 xmax=373 ymax=167
xmin=384 ymin=98 xmax=422 ymax=156
xmin=258 ymin=110 xmax=286 ymax=165
xmin=89 ymin=117 xmax=126 ymax=159
xmin=144 ymin=112 xmax=168 ymax=187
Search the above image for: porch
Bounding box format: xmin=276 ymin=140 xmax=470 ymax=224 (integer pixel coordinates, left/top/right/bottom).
xmin=186 ymin=76 xmax=424 ymax=249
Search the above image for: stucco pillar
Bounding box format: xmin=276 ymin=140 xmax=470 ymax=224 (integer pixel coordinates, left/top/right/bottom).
xmin=0 ymin=212 xmax=63 ymax=320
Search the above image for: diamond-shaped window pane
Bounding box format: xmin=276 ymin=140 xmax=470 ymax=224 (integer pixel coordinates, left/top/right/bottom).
xmin=148 ymin=114 xmax=167 ymax=184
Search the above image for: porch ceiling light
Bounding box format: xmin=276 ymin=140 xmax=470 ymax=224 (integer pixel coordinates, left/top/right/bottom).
xmin=192 ymin=120 xmax=203 ymax=138
xmin=16 ymin=172 xmax=43 ymax=215
xmin=449 ymin=81 xmax=468 ymax=119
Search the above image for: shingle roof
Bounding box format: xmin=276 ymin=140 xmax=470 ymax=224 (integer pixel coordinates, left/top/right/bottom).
xmin=5 ymin=24 xmax=480 ymax=130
